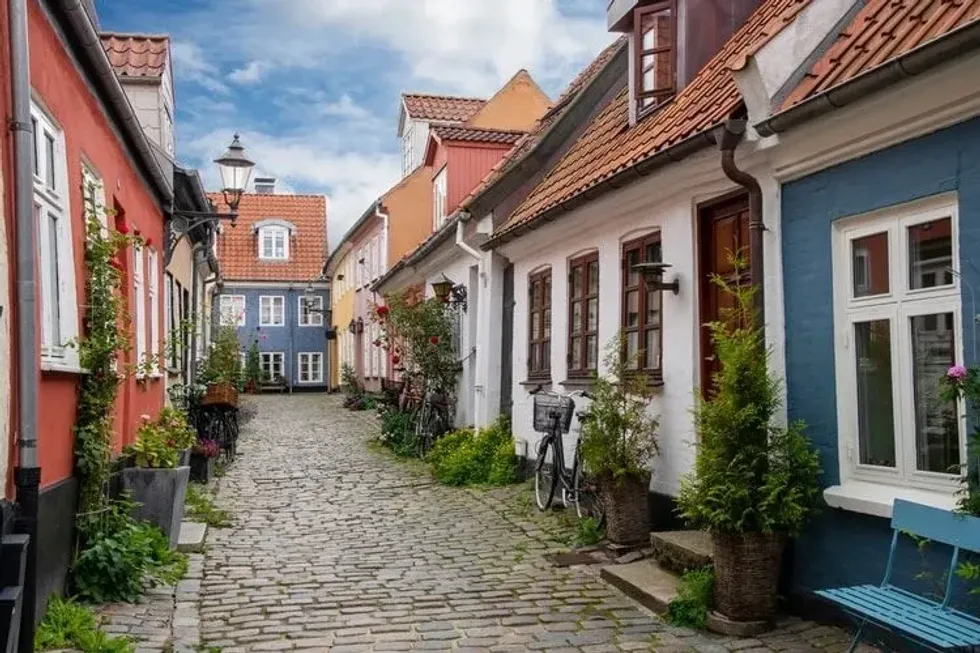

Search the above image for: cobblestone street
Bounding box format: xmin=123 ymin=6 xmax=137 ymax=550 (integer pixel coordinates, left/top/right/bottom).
xmin=193 ymin=395 xmax=860 ymax=652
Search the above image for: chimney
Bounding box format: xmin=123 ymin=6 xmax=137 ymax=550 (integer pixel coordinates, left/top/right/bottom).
xmin=254 ymin=177 xmax=276 ymax=194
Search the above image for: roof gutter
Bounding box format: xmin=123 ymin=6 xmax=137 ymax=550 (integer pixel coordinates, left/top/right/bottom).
xmin=455 ymin=212 xmax=481 ymax=261
xmin=482 ymin=127 xmax=718 ymax=250
xmin=756 ymin=18 xmax=980 ymax=137
xmin=49 ymin=0 xmax=174 ymax=206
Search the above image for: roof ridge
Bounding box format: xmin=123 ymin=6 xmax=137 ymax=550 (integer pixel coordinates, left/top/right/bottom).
xmin=99 ymin=31 xmax=171 ymax=40
xmin=402 ymin=91 xmax=487 ymax=102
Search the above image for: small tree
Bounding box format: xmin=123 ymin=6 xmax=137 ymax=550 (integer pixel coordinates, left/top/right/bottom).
xmin=374 ymin=292 xmax=458 ymax=397
xmin=201 ymin=326 xmax=243 ymax=389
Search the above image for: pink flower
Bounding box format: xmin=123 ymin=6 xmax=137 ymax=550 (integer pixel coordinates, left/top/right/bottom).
xmin=948 ymin=365 xmax=968 ymax=380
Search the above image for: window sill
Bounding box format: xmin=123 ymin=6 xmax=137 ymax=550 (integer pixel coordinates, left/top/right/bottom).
xmin=520 ymin=378 xmax=551 ymax=388
xmin=560 ymin=377 xmax=595 ymax=389
xmin=40 ymin=360 xmax=86 ymax=375
xmin=823 ymin=481 xmax=958 ymax=519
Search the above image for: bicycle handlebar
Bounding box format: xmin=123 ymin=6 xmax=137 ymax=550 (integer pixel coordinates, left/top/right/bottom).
xmin=529 ymin=385 xmax=594 ymax=401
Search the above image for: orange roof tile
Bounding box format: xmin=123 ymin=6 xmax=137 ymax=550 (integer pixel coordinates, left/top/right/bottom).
xmin=402 ymin=93 xmax=487 ymax=123
xmin=212 ymin=193 xmax=328 ymax=283
xmin=497 ymin=0 xmax=809 ymax=237
xmin=781 ymin=0 xmax=980 ymax=109
xmin=430 ymin=125 xmax=526 ymax=145
xmin=100 ymin=33 xmax=169 ymax=79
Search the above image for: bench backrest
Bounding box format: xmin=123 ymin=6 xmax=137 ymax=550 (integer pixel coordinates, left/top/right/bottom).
xmin=892 ymin=500 xmax=980 ymax=552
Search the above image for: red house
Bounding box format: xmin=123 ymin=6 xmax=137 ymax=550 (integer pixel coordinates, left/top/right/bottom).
xmin=0 ymin=0 xmax=171 ymax=634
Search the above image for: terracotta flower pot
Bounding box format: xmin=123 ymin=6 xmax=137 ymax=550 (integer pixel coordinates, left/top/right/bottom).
xmin=712 ymin=531 xmax=786 ymax=623
xmin=599 ymin=472 xmax=651 ymax=547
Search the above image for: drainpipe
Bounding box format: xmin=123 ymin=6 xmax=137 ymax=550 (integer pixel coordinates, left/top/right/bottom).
xmin=454 ymin=213 xmax=481 ymax=261
xmin=9 ymin=0 xmax=41 ymax=647
xmin=719 ymin=118 xmax=765 ymax=326
xmin=189 ymin=245 xmax=202 ymax=384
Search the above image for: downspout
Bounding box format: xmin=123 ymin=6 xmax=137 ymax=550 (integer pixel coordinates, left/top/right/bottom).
xmin=9 ymin=0 xmax=40 ymax=647
xmin=189 ymin=245 xmax=202 ymax=384
xmin=719 ymin=118 xmax=765 ymax=326
xmin=455 ymin=213 xmax=481 ymax=261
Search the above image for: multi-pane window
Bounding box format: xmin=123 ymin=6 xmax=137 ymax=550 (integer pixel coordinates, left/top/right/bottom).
xmin=298 ymin=352 xmax=324 ymax=384
xmin=402 ymin=124 xmax=415 ymax=175
xmin=434 ymin=168 xmax=448 ymax=230
xmin=299 ymin=295 xmax=324 ymax=326
xmin=622 ymin=233 xmax=663 ymax=379
xmin=134 ymin=243 xmax=147 ymax=368
xmin=634 ymin=1 xmax=676 ymax=115
xmin=833 ymin=197 xmax=962 ymax=490
xmin=259 ymin=226 xmax=288 ymax=260
xmin=32 ymin=102 xmax=79 ymax=366
xmin=148 ymin=248 xmax=160 ymax=371
xmin=568 ymin=254 xmax=599 ymax=377
xmin=260 ymin=296 xmax=285 ymax=326
xmin=260 ymin=352 xmax=285 ymax=381
xmin=219 ymin=295 xmax=246 ymax=327
xmin=81 ymin=164 xmax=107 ymax=236
xmin=527 ymin=269 xmax=552 ymax=379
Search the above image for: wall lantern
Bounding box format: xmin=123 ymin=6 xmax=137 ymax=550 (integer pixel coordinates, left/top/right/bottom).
xmin=431 ymin=274 xmax=468 ymax=311
xmin=633 ymin=262 xmax=680 ymax=295
xmin=348 ymin=320 xmax=357 ymax=334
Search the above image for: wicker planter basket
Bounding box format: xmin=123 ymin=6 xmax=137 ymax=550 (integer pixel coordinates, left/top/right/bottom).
xmin=599 ymin=472 xmax=651 ymax=546
xmin=712 ymin=531 xmax=786 ymax=623
xmin=201 ymin=382 xmax=238 ymax=407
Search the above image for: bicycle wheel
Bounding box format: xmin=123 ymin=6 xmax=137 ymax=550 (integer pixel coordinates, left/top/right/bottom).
xmin=572 ymin=461 xmax=605 ymax=526
xmin=415 ymin=402 xmax=431 ymax=457
xmin=534 ymin=437 xmax=559 ymax=511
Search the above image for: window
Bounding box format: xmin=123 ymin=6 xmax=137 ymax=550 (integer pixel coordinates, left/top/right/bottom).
xmin=32 ymin=102 xmax=79 ymax=367
xmin=568 ymin=254 xmax=599 ymax=377
xmin=434 ymin=167 xmax=448 ymax=230
xmin=260 ymin=296 xmax=285 ymax=326
xmin=527 ymin=269 xmax=552 ymax=379
xmin=299 ymin=295 xmax=324 ymax=326
xmin=260 ymin=352 xmax=285 ymax=381
xmin=298 ymin=352 xmax=324 ymax=384
xmin=219 ymin=295 xmax=246 ymax=327
xmin=259 ymin=226 xmax=288 ymax=260
xmin=134 ymin=243 xmax=147 ymax=368
xmin=402 ymin=124 xmax=415 ymax=175
xmin=622 ymin=233 xmax=663 ymax=380
xmin=81 ymin=163 xmax=107 ymax=235
xmin=633 ymin=1 xmax=676 ymax=116
xmin=833 ymin=197 xmax=962 ymax=493
xmin=148 ymin=248 xmax=159 ymax=371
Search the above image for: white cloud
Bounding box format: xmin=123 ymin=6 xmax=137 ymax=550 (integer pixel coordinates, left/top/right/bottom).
xmin=228 ymin=60 xmax=267 ymax=84
xmin=170 ymin=41 xmax=229 ymax=94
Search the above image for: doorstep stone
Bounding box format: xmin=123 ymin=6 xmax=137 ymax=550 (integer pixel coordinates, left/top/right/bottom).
xmin=650 ymin=530 xmax=713 ymax=575
xmin=178 ymin=521 xmax=207 ymax=553
xmin=599 ymin=560 xmax=679 ymax=615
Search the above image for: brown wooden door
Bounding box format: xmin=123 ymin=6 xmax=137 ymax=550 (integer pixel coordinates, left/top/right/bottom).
xmin=698 ymin=194 xmax=751 ymax=394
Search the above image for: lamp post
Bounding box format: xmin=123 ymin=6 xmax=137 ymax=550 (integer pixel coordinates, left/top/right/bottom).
xmin=164 ymin=133 xmax=255 ymax=264
xmin=632 ymin=261 xmax=680 ymax=295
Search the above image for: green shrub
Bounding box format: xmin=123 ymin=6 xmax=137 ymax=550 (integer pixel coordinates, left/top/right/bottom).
xmin=573 ymin=517 xmax=603 ymax=547
xmin=665 ymin=567 xmax=715 ymax=629
xmin=185 ymin=483 xmax=232 ymax=528
xmin=36 ymin=596 xmax=133 ymax=652
xmin=429 ymin=418 xmax=518 ymax=486
xmin=379 ymin=408 xmax=418 ymax=456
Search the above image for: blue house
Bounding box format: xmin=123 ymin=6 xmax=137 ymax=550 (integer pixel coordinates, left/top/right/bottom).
xmin=212 ymin=181 xmax=330 ymax=389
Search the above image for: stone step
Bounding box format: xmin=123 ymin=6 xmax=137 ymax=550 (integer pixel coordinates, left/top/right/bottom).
xmin=178 ymin=521 xmax=207 ymax=553
xmin=650 ymin=530 xmax=713 ymax=575
xmin=600 ymin=560 xmax=679 ymax=616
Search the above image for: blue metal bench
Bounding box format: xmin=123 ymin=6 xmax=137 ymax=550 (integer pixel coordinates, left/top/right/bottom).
xmin=816 ymin=499 xmax=980 ymax=652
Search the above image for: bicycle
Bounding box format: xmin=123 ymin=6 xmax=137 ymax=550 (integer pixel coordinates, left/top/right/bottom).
xmin=531 ymin=386 xmax=604 ymax=523
xmin=415 ymin=378 xmax=452 ymax=457
xmin=198 ymin=403 xmax=239 ymax=462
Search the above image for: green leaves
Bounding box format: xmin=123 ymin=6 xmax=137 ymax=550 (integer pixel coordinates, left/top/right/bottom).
xmin=665 ymin=567 xmax=715 ymax=629
xmin=35 ymin=596 xmax=133 ymax=652
xmin=427 ymin=418 xmax=519 ymax=486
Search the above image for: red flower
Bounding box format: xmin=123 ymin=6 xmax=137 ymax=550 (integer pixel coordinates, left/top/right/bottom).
xmin=144 ymin=237 xmax=154 ymax=248
xmin=376 ymin=305 xmax=390 ymax=318
xmin=429 ymin=336 xmax=440 ymax=345
xmin=373 ymin=339 xmax=381 ymax=347
xmin=391 ymin=355 xmax=401 ymax=364
xmin=116 ymin=219 xmax=130 ymax=235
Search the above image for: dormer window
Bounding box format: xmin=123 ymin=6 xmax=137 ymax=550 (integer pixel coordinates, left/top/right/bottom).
xmin=634 ymin=1 xmax=676 ymax=116
xmin=259 ymin=226 xmax=289 ymax=260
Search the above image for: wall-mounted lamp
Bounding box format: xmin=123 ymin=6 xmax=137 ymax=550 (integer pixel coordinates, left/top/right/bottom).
xmin=633 ymin=262 xmax=680 ymax=295
xmin=431 ymin=274 xmax=467 ymax=311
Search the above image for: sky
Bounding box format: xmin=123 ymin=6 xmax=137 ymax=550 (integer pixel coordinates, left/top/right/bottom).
xmin=95 ymin=0 xmax=614 ymax=248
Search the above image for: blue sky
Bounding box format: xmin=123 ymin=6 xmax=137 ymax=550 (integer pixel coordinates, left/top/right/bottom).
xmin=95 ymin=0 xmax=613 ymax=245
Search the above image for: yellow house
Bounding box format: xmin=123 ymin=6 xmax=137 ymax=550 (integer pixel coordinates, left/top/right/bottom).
xmin=325 ymin=243 xmax=357 ymax=390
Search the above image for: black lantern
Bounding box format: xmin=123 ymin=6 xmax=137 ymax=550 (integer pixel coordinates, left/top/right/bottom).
xmin=633 ymin=262 xmax=680 ymax=295
xmin=214 ymin=133 xmax=256 ymax=213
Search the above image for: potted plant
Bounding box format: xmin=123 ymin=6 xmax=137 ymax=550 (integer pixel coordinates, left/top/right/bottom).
xmin=190 ymin=439 xmax=220 ymax=483
xmin=579 ymin=336 xmax=659 ymax=547
xmin=244 ymin=341 xmax=262 ymax=394
xmin=201 ymin=326 xmax=242 ymax=406
xmin=677 ymin=262 xmax=821 ymax=628
xmin=120 ymin=407 xmax=196 ymax=547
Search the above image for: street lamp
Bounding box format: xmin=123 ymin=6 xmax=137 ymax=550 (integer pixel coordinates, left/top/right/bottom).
xmin=633 ymin=261 xmax=680 ymax=295
xmin=164 ymin=134 xmax=256 ymax=264
xmin=430 ymin=274 xmax=468 ymax=311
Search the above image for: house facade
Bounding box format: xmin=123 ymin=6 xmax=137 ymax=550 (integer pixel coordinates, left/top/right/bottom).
xmin=1 ymin=0 xmax=173 ymax=629
xmin=213 ymin=187 xmax=330 ymax=389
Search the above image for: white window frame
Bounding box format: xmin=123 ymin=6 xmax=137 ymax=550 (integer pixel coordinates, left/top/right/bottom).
xmin=259 ymin=295 xmax=285 ymax=327
xmin=299 ymin=295 xmax=324 ymax=327
xmin=831 ymin=194 xmax=965 ymax=512
xmin=32 ymin=102 xmax=80 ymax=370
xmin=148 ymin=247 xmax=160 ymax=373
xmin=433 ymin=166 xmax=447 ymax=230
xmin=260 ymin=352 xmax=285 ymax=381
xmin=219 ymin=295 xmax=246 ymax=327
xmin=298 ymin=352 xmax=324 ymax=384
xmin=134 ymin=243 xmax=147 ymax=370
xmin=259 ymin=226 xmax=289 ymax=260
xmin=81 ymin=163 xmax=108 ymax=237
xmin=402 ymin=123 xmax=415 ymax=175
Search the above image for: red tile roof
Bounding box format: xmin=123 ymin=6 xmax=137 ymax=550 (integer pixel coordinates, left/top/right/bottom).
xmin=497 ymin=0 xmax=809 ymax=236
xmin=100 ymin=33 xmax=170 ymax=79
xmin=430 ymin=125 xmax=526 ymax=145
xmin=212 ymin=193 xmax=328 ymax=283
xmin=781 ymin=0 xmax=980 ymax=109
xmin=402 ymin=93 xmax=487 ymax=123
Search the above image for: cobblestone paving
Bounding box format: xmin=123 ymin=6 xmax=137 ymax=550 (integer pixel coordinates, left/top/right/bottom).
xmin=199 ymin=395 xmax=866 ymax=652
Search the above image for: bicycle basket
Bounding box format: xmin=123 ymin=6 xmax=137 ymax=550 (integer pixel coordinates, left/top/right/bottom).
xmin=532 ymin=395 xmax=575 ymax=434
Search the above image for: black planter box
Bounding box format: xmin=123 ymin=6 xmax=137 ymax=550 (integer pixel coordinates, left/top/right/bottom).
xmin=189 ymin=453 xmax=215 ymax=484
xmin=119 ymin=466 xmax=190 ymax=548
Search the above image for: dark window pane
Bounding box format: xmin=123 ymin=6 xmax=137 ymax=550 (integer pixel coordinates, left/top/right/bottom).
xmin=909 ymin=218 xmax=953 ymax=290
xmin=48 ymin=211 xmax=61 ymax=344
xmin=45 ymin=133 xmax=56 ymax=190
xmin=647 ymin=289 xmax=661 ymax=326
xmin=531 ymin=313 xmax=540 ymax=339
xmin=570 ymin=337 xmax=582 ymax=370
xmin=542 ymin=341 xmax=550 ymax=371
xmin=571 ymin=266 xmax=582 ymax=299
xmin=31 ymin=117 xmax=38 ymax=175
xmin=645 ymin=240 xmax=662 ymax=264
xmin=911 ymin=313 xmax=959 ymax=473
xmin=645 ymin=328 xmax=660 ymax=371
xmin=627 ymin=249 xmax=640 ymax=287
xmin=852 ymin=232 xmax=889 ymax=297
xmin=854 ymin=320 xmax=896 ymax=468
xmin=571 ymin=301 xmax=582 ymax=335
xmin=586 ymin=336 xmax=597 ymax=371
xmin=626 ymin=332 xmax=640 ymax=370
xmin=543 ymin=308 xmax=551 ymax=333
xmin=530 ymin=344 xmax=540 ymax=372
xmin=588 ymin=262 xmax=599 ymax=294
xmin=626 ymin=291 xmax=639 ymax=327
xmin=587 ymin=298 xmax=598 ymax=332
